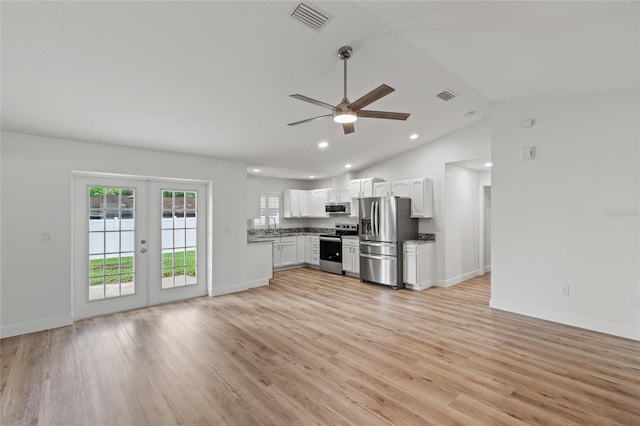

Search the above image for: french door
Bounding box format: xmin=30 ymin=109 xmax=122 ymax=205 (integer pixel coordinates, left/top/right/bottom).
xmin=73 ymin=175 xmax=208 ymax=320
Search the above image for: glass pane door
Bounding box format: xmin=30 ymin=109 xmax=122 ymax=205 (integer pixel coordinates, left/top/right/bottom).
xmin=88 ymin=186 xmax=136 ymax=300
xmin=148 ymin=181 xmax=208 ymax=306
xmin=73 ymin=176 xmax=148 ymax=320
xmin=161 ymin=190 xmax=198 ymax=288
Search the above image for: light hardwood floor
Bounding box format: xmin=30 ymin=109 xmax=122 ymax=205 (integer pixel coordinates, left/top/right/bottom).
xmin=2 ymin=268 xmax=639 ymax=425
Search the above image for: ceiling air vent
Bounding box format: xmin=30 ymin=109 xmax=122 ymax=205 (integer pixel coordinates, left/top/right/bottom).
xmin=289 ymin=2 xmax=332 ymax=32
xmin=436 ymin=90 xmax=457 ymax=102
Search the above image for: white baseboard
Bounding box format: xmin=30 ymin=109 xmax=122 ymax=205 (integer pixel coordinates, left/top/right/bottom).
xmin=210 ymin=279 xmax=270 ymax=297
xmin=247 ymin=278 xmax=270 ymax=289
xmin=483 ymin=265 xmax=491 ymax=273
xmin=406 ymin=279 xmax=435 ymax=291
xmin=443 ymin=269 xmax=480 ymax=288
xmin=490 ymin=298 xmax=640 ymax=341
xmin=1 ymin=314 xmax=73 ymax=339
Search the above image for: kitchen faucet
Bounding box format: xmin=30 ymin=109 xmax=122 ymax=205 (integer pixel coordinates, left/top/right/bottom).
xmin=267 ymin=216 xmax=278 ymax=233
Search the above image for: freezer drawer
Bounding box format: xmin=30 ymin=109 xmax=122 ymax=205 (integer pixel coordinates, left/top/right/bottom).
xmin=360 ymin=253 xmax=403 ymax=288
xmin=359 ymin=241 xmax=397 ymax=256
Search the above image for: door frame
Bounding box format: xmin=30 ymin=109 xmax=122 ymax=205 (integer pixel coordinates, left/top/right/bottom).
xmin=71 ymin=171 xmax=213 ymax=321
xmin=478 ymin=184 xmax=491 ymax=275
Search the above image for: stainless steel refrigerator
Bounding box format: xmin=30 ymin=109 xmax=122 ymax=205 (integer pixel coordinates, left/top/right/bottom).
xmin=359 ymin=196 xmax=418 ymax=289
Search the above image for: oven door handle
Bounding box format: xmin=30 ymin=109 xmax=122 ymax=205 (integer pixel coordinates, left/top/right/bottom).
xmin=320 ymin=236 xmax=341 ymax=242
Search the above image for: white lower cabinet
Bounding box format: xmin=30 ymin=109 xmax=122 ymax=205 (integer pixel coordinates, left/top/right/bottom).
xmin=273 ymin=237 xmax=297 ymax=268
xmin=403 ymin=241 xmax=434 ymax=290
xmin=306 ymin=235 xmax=319 ymax=266
xmin=296 ymin=236 xmax=306 ymax=264
xmin=342 ymin=238 xmax=360 ymax=275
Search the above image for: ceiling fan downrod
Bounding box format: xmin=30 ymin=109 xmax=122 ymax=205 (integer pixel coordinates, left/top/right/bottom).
xmin=337 ymin=46 xmax=352 ymax=104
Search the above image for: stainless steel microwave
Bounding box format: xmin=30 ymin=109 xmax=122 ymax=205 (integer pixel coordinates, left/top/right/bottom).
xmin=325 ymin=202 xmax=351 ymax=214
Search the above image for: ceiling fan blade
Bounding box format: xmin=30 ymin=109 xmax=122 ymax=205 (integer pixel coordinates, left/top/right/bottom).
xmin=358 ymin=110 xmax=410 ymax=120
xmin=342 ymin=123 xmax=355 ymax=134
xmin=287 ymin=114 xmax=333 ymax=126
xmin=290 ymin=94 xmax=338 ymax=111
xmin=348 ymin=84 xmax=395 ymax=111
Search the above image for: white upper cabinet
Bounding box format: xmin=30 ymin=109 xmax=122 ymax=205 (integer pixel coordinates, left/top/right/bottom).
xmin=283 ymin=189 xmax=302 ymax=218
xmin=373 ymin=182 xmax=391 ymax=197
xmin=299 ymin=190 xmax=311 ymax=217
xmin=373 ymin=178 xmax=434 ymax=218
xmin=349 ymin=180 xmax=363 ymax=199
xmin=310 ymin=189 xmax=329 ymax=217
xmin=339 ymin=187 xmax=350 ymax=202
xmin=283 ymin=188 xmax=330 ymax=218
xmin=350 ymin=178 xmax=383 ymax=217
xmin=409 ymin=178 xmax=433 ymax=218
xmin=328 ymin=187 xmax=350 ymax=203
xmin=351 ymin=177 xmax=382 ymax=198
xmin=391 ymin=181 xmax=411 ymax=198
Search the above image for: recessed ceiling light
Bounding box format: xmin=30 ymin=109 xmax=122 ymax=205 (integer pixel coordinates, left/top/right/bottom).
xmin=253 ymin=168 xmax=260 ymax=173
xmin=345 ymin=164 xmax=352 ymax=169
xmin=409 ymin=133 xmax=419 ymax=140
xmin=309 ymin=175 xmax=315 ymax=179
xmin=484 ymin=162 xmax=492 ymax=167
xmin=318 ymin=141 xmax=329 ymax=149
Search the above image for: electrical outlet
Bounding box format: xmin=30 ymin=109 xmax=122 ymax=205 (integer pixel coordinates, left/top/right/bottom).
xmin=560 ymin=285 xmax=570 ymax=296
xmin=629 ymin=296 xmax=640 ymax=308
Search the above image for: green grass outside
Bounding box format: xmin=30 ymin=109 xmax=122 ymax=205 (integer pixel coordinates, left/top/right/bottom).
xmin=90 ymin=250 xmax=196 ymax=285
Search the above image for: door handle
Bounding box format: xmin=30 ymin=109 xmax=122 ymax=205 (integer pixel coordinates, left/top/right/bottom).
xmin=360 ymin=253 xmax=396 ymax=261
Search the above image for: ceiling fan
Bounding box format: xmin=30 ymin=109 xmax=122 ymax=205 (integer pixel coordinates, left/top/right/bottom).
xmin=288 ymin=46 xmax=410 ymax=135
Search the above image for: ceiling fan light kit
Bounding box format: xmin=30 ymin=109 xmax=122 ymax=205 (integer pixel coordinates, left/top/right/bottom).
xmin=333 ymin=110 xmax=357 ymax=123
xmin=288 ymin=45 xmax=410 ymax=135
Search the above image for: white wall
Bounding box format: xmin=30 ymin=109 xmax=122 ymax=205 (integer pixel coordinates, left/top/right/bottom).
xmin=444 ymin=164 xmax=480 ymax=285
xmin=357 ymin=120 xmax=491 ymax=285
xmin=491 ymin=91 xmax=640 ymax=340
xmin=1 ymin=131 xmax=249 ymax=337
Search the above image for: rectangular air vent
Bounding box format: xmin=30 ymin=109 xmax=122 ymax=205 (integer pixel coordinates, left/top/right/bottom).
xmin=436 ymin=90 xmax=457 ymax=102
xmin=290 ymin=2 xmax=332 ymax=32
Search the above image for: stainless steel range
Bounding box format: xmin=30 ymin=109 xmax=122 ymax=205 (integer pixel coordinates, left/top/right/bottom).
xmin=319 ymin=223 xmax=358 ymax=275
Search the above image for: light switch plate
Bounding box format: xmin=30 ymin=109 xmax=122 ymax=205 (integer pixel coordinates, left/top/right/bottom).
xmin=521 ymin=146 xmax=536 ymax=161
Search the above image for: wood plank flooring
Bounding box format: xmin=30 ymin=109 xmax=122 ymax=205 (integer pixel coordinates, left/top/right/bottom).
xmin=2 ymin=268 xmax=639 ymax=425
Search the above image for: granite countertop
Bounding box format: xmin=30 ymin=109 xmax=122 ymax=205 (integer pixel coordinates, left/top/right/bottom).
xmin=248 ymin=238 xmax=276 ymax=244
xmin=403 ymin=240 xmax=434 ymax=245
xmin=341 ymin=235 xmax=359 ymax=240
xmin=247 ymin=228 xmax=330 ymax=244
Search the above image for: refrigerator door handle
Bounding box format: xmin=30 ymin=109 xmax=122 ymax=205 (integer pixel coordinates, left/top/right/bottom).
xmin=360 ymin=253 xmax=397 ymax=261
xmin=370 ymin=201 xmax=375 ymax=236
xmin=374 ymin=201 xmax=379 ymax=236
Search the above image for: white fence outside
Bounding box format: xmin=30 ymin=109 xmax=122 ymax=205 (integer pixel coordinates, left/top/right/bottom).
xmin=89 ymin=218 xmax=197 ymax=259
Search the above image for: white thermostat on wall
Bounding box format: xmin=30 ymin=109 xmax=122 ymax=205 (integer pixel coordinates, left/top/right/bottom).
xmin=521 ymin=146 xmax=536 ymax=161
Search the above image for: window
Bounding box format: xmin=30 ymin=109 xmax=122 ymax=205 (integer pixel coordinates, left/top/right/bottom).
xmin=253 ymin=193 xmax=280 ymax=228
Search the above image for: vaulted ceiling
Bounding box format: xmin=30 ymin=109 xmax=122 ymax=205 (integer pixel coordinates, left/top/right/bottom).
xmin=2 ymin=1 xmax=638 ymax=179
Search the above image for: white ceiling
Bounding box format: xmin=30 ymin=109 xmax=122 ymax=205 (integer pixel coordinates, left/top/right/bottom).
xmin=2 ymin=1 xmax=638 ymax=179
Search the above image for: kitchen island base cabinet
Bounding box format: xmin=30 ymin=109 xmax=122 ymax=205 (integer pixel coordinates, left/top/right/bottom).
xmin=342 ymin=238 xmax=360 ymax=275
xmin=403 ymin=242 xmax=434 ymax=290
xmin=247 ymin=242 xmax=273 ymax=288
